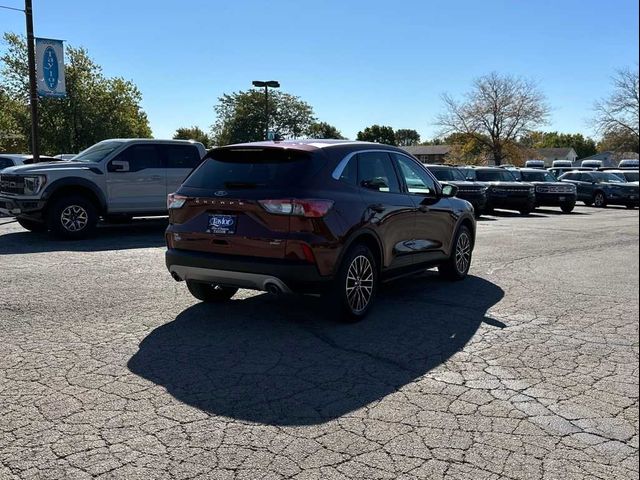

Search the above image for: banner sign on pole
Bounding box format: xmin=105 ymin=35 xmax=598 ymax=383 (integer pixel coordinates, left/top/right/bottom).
xmin=35 ymin=38 xmax=66 ymax=98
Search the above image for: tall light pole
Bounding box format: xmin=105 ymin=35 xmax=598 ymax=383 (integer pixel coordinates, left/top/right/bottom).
xmin=25 ymin=0 xmax=39 ymax=161
xmin=252 ymin=80 xmax=280 ymax=140
xmin=0 ymin=1 xmax=39 ymax=160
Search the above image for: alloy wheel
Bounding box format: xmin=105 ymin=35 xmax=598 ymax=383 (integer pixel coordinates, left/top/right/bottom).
xmin=60 ymin=205 xmax=89 ymax=232
xmin=345 ymin=255 xmax=374 ymax=314
xmin=455 ymin=232 xmax=472 ymax=274
xmin=594 ymin=193 xmax=605 ymax=208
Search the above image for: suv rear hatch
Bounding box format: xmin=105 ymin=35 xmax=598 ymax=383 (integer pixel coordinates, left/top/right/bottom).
xmin=166 ymin=147 xmax=328 ymax=259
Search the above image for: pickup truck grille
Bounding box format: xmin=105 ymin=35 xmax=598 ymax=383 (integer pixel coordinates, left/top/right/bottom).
xmin=536 ymin=185 xmax=575 ymax=194
xmin=0 ymin=175 xmax=24 ymax=195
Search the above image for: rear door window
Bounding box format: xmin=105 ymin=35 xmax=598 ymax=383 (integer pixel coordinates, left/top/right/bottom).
xmin=357 ymin=152 xmax=401 ymax=193
xmin=163 ymin=145 xmax=202 ymax=169
xmin=183 ymin=148 xmax=325 ymax=190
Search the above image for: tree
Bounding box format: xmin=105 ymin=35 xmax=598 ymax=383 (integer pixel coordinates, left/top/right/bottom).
xmin=173 ymin=126 xmax=212 ymax=146
xmin=437 ymin=72 xmax=549 ymax=165
xmin=520 ymin=131 xmax=597 ymax=159
xmin=307 ymin=121 xmax=345 ymax=139
xmin=593 ymin=67 xmax=639 ymax=153
xmin=395 ymin=129 xmax=420 ymax=146
xmin=0 ymin=33 xmax=151 ymax=155
xmin=356 ymin=125 xmax=396 ymax=145
xmin=211 ymin=89 xmax=316 ymax=146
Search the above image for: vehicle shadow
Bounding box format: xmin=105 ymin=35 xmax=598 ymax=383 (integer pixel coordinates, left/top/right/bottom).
xmin=128 ymin=274 xmax=505 ymax=426
xmin=534 ymin=208 xmax=590 ymax=216
xmin=0 ymin=218 xmax=167 ymax=255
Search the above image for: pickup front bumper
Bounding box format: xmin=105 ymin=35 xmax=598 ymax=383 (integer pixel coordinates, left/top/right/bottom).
xmin=0 ymin=195 xmax=46 ymax=218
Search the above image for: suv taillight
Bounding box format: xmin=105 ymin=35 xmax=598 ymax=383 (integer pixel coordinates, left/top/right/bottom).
xmin=259 ymin=199 xmax=334 ymax=218
xmin=167 ymin=193 xmax=188 ymax=209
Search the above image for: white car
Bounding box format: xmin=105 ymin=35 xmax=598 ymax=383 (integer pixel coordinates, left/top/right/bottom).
xmin=0 ymin=154 xmax=31 ymax=171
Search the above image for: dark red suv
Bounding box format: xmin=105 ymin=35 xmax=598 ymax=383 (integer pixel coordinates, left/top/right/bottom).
xmin=165 ymin=140 xmax=476 ymax=321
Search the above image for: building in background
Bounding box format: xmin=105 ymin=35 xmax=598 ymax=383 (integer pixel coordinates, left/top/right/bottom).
xmin=402 ymin=145 xmax=451 ymax=164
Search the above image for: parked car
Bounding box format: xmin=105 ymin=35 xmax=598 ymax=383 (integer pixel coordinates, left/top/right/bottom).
xmin=424 ymin=164 xmax=487 ymax=217
xmin=606 ymin=169 xmax=639 ymax=185
xmin=515 ymin=168 xmax=577 ymax=213
xmin=559 ymin=171 xmax=639 ymax=209
xmin=618 ymin=159 xmax=639 ymax=169
xmin=54 ymin=153 xmax=76 ymax=160
xmin=0 ymin=139 xmax=206 ymax=237
xmin=581 ymin=160 xmax=603 ymax=169
xmin=0 ymin=154 xmax=29 ymax=171
xmin=524 ymin=159 xmax=545 ymax=169
xmin=460 ymin=167 xmax=536 ymax=215
xmin=552 ymin=160 xmax=573 ymax=168
xmin=548 ymin=166 xmax=594 ymax=178
xmin=165 ymin=140 xmax=476 ymax=322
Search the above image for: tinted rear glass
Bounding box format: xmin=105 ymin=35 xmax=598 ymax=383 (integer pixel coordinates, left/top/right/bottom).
xmin=183 ymin=148 xmax=325 ymax=189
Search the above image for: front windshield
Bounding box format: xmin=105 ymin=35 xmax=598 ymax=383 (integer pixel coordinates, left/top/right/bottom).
xmin=73 ymin=141 xmax=124 ymax=163
xmin=522 ymin=171 xmax=557 ymax=182
xmin=430 ymin=167 xmax=466 ymax=181
xmin=592 ymin=172 xmax=627 ymax=183
xmin=475 ymin=169 xmax=516 ymax=182
xmin=459 ymin=168 xmax=476 ymax=180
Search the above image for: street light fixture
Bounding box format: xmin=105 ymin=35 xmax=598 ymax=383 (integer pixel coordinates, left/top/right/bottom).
xmin=252 ymin=80 xmax=280 ymax=140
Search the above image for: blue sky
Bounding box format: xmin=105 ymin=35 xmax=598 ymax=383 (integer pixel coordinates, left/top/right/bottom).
xmin=1 ymin=0 xmax=638 ymax=142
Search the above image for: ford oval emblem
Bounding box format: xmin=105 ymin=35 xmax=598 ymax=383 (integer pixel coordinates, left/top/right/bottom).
xmin=214 ymin=190 xmax=228 ymax=197
xmin=43 ymin=46 xmax=59 ymax=90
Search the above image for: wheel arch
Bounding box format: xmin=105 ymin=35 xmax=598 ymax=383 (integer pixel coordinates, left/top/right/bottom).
xmin=334 ymin=228 xmax=384 ymax=276
xmin=42 ymin=178 xmax=107 ymax=214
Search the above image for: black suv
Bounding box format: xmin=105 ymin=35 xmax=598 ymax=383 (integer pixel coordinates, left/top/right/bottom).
xmin=165 ymin=141 xmax=477 ymax=322
xmin=560 ymin=171 xmax=639 ymax=208
xmin=460 ymin=167 xmax=536 ymax=215
xmin=424 ymin=164 xmax=488 ymax=217
xmin=510 ymin=168 xmax=577 ymax=213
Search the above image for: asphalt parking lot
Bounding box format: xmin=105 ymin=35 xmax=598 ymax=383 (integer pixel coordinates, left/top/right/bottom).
xmin=0 ymin=206 xmax=638 ymax=480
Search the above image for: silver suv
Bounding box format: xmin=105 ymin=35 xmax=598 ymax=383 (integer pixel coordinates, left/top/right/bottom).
xmin=0 ymin=139 xmax=206 ymax=238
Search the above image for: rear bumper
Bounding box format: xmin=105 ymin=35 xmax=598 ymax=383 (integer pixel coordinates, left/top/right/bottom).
xmin=165 ymin=248 xmax=330 ymax=294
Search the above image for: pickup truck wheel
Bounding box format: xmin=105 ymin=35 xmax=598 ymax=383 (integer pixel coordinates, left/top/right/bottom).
xmin=17 ymin=218 xmax=47 ymax=233
xmin=47 ymin=195 xmax=98 ymax=239
xmin=186 ymin=281 xmax=238 ymax=303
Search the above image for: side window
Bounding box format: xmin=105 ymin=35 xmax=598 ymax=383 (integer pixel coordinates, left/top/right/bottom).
xmin=0 ymin=158 xmax=13 ymax=169
xmin=164 ymin=145 xmax=201 ymax=169
xmin=113 ymin=145 xmax=162 ymax=171
xmin=339 ymin=157 xmax=358 ymax=186
xmin=579 ymin=173 xmax=591 ymax=182
xmin=392 ymin=153 xmax=437 ymax=195
xmin=357 ymin=152 xmax=401 ymax=193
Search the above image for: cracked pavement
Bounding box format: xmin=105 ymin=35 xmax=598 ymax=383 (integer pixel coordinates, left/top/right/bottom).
xmin=0 ymin=206 xmax=638 ymax=479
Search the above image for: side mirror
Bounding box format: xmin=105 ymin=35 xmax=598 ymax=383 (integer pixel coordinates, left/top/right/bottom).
xmin=108 ymin=160 xmax=130 ymax=172
xmin=441 ymin=184 xmax=458 ymax=198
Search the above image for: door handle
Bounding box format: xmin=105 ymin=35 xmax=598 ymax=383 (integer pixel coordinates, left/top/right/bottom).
xmin=369 ymin=204 xmax=386 ymax=213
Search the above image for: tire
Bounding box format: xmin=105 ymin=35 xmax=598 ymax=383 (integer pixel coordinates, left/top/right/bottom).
xmin=17 ymin=218 xmax=47 ymax=233
xmin=439 ymin=226 xmax=473 ymax=281
xmin=593 ymin=191 xmax=607 ymax=208
xmin=327 ymin=243 xmax=378 ymax=323
xmin=186 ymin=281 xmax=238 ymax=303
xmin=519 ymin=207 xmax=532 ymax=216
xmin=561 ymin=202 xmax=575 ymax=214
xmin=47 ymin=195 xmax=98 ymax=239
xmin=583 ymin=200 xmax=593 ymax=207
xmin=626 ymin=204 xmax=637 ymax=210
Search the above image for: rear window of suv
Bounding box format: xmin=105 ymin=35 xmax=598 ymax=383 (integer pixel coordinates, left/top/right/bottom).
xmin=183 ymin=148 xmax=325 ymax=190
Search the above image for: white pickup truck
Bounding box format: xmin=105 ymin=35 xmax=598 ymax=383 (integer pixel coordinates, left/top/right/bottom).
xmin=0 ymin=139 xmax=206 ymax=238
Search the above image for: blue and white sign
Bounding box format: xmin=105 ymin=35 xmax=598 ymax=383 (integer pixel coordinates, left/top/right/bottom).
xmin=35 ymin=38 xmax=66 ymax=98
